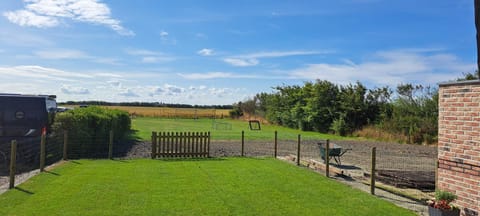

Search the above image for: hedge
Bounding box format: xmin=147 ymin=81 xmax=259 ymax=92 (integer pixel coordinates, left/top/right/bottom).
xmin=51 ymin=106 xmax=131 ymax=158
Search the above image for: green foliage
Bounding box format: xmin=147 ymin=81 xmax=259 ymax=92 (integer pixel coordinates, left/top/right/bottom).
xmin=330 ymin=115 xmax=347 ymax=136
xmin=236 ymin=80 xmax=438 ymax=144
xmin=229 ymin=104 xmax=243 ymax=118
xmin=435 ymin=190 xmax=457 ymax=203
xmin=0 ymin=159 xmax=415 ymax=216
xmin=52 ymin=106 xmax=131 ymax=157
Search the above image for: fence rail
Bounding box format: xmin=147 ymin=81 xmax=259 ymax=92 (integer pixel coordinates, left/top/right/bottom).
xmin=151 ymin=132 xmax=210 ymax=158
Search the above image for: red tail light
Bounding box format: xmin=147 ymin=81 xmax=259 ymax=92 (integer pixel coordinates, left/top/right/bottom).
xmin=42 ymin=126 xmax=47 ymax=135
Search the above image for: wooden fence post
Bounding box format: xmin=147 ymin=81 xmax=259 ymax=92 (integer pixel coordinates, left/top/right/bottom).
xmin=40 ymin=133 xmax=46 ymax=172
xmin=297 ymin=134 xmax=301 ymax=166
xmin=371 ymin=147 xmax=376 ymax=195
xmin=9 ymin=140 xmax=17 ymax=189
xmin=108 ymin=130 xmax=113 ymax=159
xmin=326 ymin=139 xmax=330 ymax=177
xmin=151 ymin=132 xmax=157 ymax=159
xmin=207 ymin=132 xmax=211 ymax=157
xmin=63 ymin=130 xmax=68 ymax=160
xmin=241 ymin=130 xmax=245 ymax=157
xmin=274 ymin=131 xmax=278 ymax=158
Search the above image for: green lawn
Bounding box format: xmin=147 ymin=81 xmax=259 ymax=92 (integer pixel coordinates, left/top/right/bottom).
xmin=132 ymin=117 xmax=353 ymax=141
xmin=0 ymin=158 xmax=414 ymax=216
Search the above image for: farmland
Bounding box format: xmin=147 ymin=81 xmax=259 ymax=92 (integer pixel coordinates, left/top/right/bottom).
xmin=131 ymin=117 xmax=350 ymax=141
xmin=101 ymin=106 xmax=230 ymax=118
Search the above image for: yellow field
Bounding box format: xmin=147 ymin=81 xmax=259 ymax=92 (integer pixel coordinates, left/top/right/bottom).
xmin=101 ymin=106 xmax=231 ymax=118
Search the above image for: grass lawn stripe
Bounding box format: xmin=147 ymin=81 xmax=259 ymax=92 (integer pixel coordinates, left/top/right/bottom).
xmin=0 ymin=158 xmax=414 ymax=216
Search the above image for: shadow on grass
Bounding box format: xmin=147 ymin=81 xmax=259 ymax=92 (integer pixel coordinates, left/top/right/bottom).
xmin=44 ymin=170 xmax=60 ymax=176
xmin=155 ymin=157 xmax=227 ymax=162
xmin=69 ymin=160 xmax=82 ymax=164
xmin=15 ymin=187 xmax=34 ymax=195
xmin=111 ymin=159 xmax=129 ymax=163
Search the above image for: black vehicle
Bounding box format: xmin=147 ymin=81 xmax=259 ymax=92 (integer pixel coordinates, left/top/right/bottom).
xmin=0 ymin=94 xmax=57 ymax=137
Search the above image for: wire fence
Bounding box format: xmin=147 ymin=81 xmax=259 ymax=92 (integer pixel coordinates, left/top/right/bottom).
xmin=0 ymin=129 xmax=139 ymax=190
xmin=1 ymin=128 xmax=437 ymax=213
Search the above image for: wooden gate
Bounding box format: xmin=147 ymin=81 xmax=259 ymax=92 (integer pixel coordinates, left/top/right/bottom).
xmin=151 ymin=132 xmax=210 ymax=158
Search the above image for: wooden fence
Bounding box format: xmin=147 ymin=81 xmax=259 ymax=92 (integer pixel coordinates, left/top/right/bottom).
xmin=151 ymin=132 xmax=210 ymax=158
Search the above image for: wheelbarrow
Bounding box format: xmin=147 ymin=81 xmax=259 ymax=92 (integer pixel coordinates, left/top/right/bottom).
xmin=317 ymin=142 xmax=351 ymax=165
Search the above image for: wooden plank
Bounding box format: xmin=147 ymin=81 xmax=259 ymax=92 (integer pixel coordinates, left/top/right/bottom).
xmin=161 ymin=132 xmax=166 ymax=157
xmin=207 ymin=131 xmax=211 ymax=157
xmin=151 ymin=132 xmax=157 ymax=159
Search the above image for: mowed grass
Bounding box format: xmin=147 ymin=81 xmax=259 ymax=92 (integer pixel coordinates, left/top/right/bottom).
xmin=0 ymin=158 xmax=414 ymax=216
xmin=132 ymin=117 xmax=351 ymax=141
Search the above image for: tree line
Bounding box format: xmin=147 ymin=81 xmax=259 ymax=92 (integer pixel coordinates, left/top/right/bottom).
xmin=60 ymin=101 xmax=233 ymax=109
xmin=231 ymin=80 xmax=438 ymax=144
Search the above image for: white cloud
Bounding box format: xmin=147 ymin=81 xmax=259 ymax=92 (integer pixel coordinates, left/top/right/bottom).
xmin=289 ymin=49 xmax=475 ymax=86
xmin=34 ymin=49 xmax=89 ymax=59
xmin=3 ymin=0 xmax=134 ymax=36
xmin=197 ymin=48 xmax=214 ymax=56
xmin=126 ymin=48 xmax=175 ymax=63
xmin=158 ymin=30 xmax=177 ymax=45
xmin=179 ymin=72 xmax=232 ymax=79
xmin=141 ymin=56 xmax=174 ymax=63
xmin=107 ymin=80 xmax=121 ymax=88
xmin=160 ymin=31 xmax=169 ymax=38
xmin=0 ymin=65 xmax=92 ymax=81
xmin=224 ymin=50 xmax=328 ymax=67
xmin=118 ymin=88 xmax=139 ymax=97
xmin=195 ymin=33 xmax=207 ymax=39
xmin=126 ymin=49 xmax=158 ymax=56
xmin=61 ymin=85 xmax=90 ymax=95
xmin=242 ymin=50 xmax=329 ymax=59
xmin=178 ymin=72 xmax=259 ymax=80
xmin=149 ymin=84 xmax=185 ymax=96
xmin=3 ymin=9 xmax=58 ymax=27
xmin=223 ymin=58 xmax=259 ymax=67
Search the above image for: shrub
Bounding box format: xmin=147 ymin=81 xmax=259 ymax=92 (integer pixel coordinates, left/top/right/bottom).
xmin=51 ymin=106 xmax=131 ymax=158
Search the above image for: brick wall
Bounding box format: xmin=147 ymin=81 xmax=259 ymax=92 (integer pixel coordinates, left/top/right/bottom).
xmin=438 ymin=81 xmax=480 ymax=216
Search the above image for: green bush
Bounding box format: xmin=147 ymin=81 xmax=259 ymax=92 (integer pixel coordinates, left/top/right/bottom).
xmin=52 ymin=106 xmax=131 ymax=158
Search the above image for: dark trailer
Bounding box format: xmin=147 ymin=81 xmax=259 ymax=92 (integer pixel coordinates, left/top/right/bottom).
xmin=0 ymin=94 xmax=56 ymax=137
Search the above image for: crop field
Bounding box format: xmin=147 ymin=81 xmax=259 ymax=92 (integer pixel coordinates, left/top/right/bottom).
xmin=0 ymin=158 xmax=414 ymax=216
xmin=102 ymin=106 xmax=230 ymax=118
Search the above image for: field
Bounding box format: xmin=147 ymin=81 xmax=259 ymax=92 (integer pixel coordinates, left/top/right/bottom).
xmin=102 ymin=106 xmax=230 ymax=118
xmin=0 ymin=158 xmax=414 ymax=216
xmin=131 ymin=117 xmax=350 ymax=141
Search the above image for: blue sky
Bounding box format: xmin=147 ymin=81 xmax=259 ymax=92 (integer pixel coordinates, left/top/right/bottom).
xmin=0 ymin=0 xmax=476 ymax=105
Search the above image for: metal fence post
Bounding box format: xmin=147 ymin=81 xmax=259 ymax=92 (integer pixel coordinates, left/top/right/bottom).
xmin=40 ymin=133 xmax=46 ymax=172
xmin=326 ymin=139 xmax=330 ymax=177
xmin=241 ymin=131 xmax=245 ymax=157
xmin=63 ymin=130 xmax=68 ymax=160
xmin=297 ymin=134 xmax=301 ymax=166
xmin=9 ymin=140 xmax=17 ymax=189
xmin=371 ymin=147 xmax=376 ymax=195
xmin=108 ymin=130 xmax=113 ymax=159
xmin=274 ymin=131 xmax=278 ymax=158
